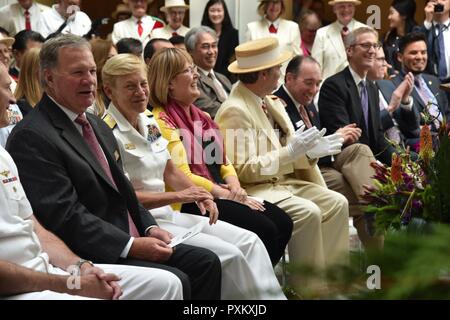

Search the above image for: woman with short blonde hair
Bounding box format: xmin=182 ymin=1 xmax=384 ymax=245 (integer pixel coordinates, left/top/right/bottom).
xmin=14 ymin=47 xmax=42 ymax=116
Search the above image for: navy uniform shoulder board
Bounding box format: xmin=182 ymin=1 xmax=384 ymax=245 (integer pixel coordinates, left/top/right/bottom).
xmin=102 ymin=113 xmax=117 ymax=130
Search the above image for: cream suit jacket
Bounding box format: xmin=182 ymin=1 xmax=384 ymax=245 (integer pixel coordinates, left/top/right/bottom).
xmin=215 ymin=82 xmax=326 ymax=204
xmin=311 ymin=19 xmax=367 ymax=81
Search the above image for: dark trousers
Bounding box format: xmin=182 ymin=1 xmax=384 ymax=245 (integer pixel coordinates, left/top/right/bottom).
xmin=119 ymin=243 xmax=221 ymax=300
xmin=182 ymin=199 xmax=293 ymax=265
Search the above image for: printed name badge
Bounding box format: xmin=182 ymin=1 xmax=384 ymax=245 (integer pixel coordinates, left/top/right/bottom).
xmin=147 ymin=124 xmax=166 ymax=152
xmin=296 ymin=120 xmax=305 ymax=130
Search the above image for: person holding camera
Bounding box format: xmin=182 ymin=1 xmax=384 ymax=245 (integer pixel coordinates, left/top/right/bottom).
xmin=415 ymin=0 xmax=450 ymax=101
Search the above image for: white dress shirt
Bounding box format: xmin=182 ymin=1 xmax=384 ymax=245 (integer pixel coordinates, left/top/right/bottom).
xmin=0 ymin=2 xmax=50 ymax=35
xmin=39 ymin=4 xmax=92 ymax=39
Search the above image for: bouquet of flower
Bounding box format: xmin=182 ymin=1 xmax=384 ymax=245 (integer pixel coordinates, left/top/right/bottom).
xmin=363 ymin=107 xmax=450 ymax=235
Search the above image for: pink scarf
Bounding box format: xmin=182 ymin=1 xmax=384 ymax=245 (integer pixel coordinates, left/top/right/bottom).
xmin=162 ymin=100 xmax=227 ymax=182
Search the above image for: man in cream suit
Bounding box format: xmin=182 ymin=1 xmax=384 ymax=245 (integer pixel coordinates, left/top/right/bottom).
xmin=215 ymin=37 xmax=349 ymax=291
xmin=0 ymin=0 xmax=50 ymax=36
xmin=151 ymin=0 xmax=190 ymax=40
xmin=112 ymin=0 xmax=164 ymax=47
xmin=311 ymin=0 xmax=367 ymax=81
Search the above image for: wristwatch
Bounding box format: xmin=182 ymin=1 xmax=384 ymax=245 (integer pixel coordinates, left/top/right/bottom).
xmin=75 ymin=258 xmax=94 ymax=271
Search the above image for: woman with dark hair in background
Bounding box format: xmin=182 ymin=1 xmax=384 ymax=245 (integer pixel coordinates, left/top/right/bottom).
xmin=201 ymin=0 xmax=238 ymax=81
xmin=383 ymin=0 xmax=417 ymax=73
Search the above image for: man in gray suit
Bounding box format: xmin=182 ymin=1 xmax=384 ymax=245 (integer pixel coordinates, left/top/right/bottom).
xmin=185 ymin=26 xmax=231 ymax=118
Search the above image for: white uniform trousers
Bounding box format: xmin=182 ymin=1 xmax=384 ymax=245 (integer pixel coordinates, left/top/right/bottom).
xmin=6 ymin=263 xmax=183 ymax=300
xmin=154 ymin=207 xmax=286 ymax=300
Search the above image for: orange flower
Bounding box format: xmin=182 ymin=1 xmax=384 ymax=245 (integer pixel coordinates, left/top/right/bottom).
xmin=391 ymin=153 xmax=403 ymax=185
xmin=419 ymin=125 xmax=433 ymax=162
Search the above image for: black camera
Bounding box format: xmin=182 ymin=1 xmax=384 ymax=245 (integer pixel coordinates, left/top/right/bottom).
xmin=434 ymin=3 xmax=444 ymax=13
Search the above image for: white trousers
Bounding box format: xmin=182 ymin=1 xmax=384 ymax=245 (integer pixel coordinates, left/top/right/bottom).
xmin=153 ymin=206 xmax=286 ymax=300
xmin=6 ymin=263 xmax=183 ymax=300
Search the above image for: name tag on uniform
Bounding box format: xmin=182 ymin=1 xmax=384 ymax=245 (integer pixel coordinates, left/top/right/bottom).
xmin=295 ymin=120 xmax=305 ymax=130
xmin=125 ymin=143 xmax=136 ymax=150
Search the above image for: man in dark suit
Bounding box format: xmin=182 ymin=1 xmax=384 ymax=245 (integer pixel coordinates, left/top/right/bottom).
xmin=6 ymin=34 xmax=221 ymax=300
xmin=185 ymin=26 xmax=231 ymax=118
xmin=319 ymin=27 xmax=395 ymax=165
xmin=366 ymin=45 xmax=419 ymax=149
xmin=393 ymin=32 xmax=450 ymax=144
xmin=414 ymin=0 xmax=450 ymax=102
xmin=275 ymin=54 xmax=381 ymax=249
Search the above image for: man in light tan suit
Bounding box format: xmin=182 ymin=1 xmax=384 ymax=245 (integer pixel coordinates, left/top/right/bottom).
xmin=311 ymin=0 xmax=367 ymax=81
xmin=215 ymin=37 xmax=349 ymax=291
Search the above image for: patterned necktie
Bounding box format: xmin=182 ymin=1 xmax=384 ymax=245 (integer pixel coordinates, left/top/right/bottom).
xmin=269 ymin=24 xmax=277 ymax=34
xmin=414 ymin=77 xmax=442 ymax=129
xmin=75 ymin=114 xmax=140 ymax=237
xmin=437 ymin=24 xmax=448 ymax=80
xmin=137 ymin=20 xmax=143 ymax=37
xmin=24 ymin=9 xmax=31 ymax=30
xmin=298 ymin=104 xmax=312 ymax=129
xmin=208 ymin=72 xmax=227 ymax=101
xmin=359 ymin=80 xmax=369 ymax=130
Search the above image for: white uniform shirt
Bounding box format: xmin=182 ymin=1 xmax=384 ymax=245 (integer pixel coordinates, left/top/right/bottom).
xmin=0 ymin=146 xmax=50 ymax=272
xmin=0 ymin=2 xmax=50 ymax=36
xmin=151 ymin=24 xmax=190 ymax=40
xmin=39 ymin=4 xmax=92 ymax=39
xmin=112 ymin=15 xmax=163 ymax=47
xmin=106 ymin=104 xmax=173 ymax=219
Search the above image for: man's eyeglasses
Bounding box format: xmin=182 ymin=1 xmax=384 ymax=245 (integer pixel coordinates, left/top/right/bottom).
xmin=352 ymin=43 xmax=382 ymax=50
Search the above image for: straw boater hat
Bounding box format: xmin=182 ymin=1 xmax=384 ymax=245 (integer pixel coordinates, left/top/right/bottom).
xmin=160 ymin=0 xmax=189 ymax=13
xmin=228 ymin=38 xmax=292 ymax=74
xmin=0 ymin=33 xmax=14 ymax=48
xmin=112 ymin=3 xmax=131 ymax=19
xmin=328 ymin=0 xmax=361 ymax=5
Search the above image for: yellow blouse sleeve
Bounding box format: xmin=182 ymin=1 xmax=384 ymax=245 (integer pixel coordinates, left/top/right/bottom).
xmin=153 ymin=107 xmax=214 ymax=192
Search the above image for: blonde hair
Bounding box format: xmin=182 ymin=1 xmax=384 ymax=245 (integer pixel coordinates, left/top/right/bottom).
xmin=90 ymin=38 xmax=115 ymax=117
xmin=102 ymin=53 xmax=148 ymax=89
xmin=147 ymin=47 xmax=193 ymax=107
xmin=14 ymin=47 xmax=42 ymax=107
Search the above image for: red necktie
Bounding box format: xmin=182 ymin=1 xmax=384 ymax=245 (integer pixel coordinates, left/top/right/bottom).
xmin=25 ymin=9 xmax=31 ymax=30
xmin=269 ymin=23 xmax=277 ymax=34
xmin=75 ymin=114 xmax=140 ymax=238
xmin=172 ymin=32 xmax=178 ymax=37
xmin=341 ymin=26 xmax=349 ymax=41
xmin=137 ymin=20 xmax=143 ymax=37
xmin=298 ymin=104 xmax=313 ymax=129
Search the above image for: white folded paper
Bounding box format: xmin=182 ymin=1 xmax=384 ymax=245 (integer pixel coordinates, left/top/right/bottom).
xmin=169 ymin=220 xmax=206 ymax=248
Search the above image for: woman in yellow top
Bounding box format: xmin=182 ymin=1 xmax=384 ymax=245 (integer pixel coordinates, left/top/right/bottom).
xmin=149 ymin=48 xmax=292 ymax=265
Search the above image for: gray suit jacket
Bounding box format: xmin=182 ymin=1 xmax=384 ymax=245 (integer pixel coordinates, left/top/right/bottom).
xmin=195 ymin=70 xmax=232 ymax=118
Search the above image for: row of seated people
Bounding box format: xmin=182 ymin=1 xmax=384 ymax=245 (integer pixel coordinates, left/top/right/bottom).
xmin=1 ymin=15 xmax=448 ymax=298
